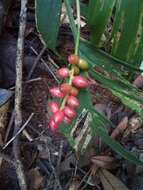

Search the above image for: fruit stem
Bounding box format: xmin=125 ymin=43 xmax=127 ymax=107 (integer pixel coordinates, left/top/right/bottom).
xmin=74 ymin=0 xmax=80 ymax=55
xmin=60 ymin=0 xmax=80 ymax=110
xmin=60 ymin=67 xmax=74 ymax=110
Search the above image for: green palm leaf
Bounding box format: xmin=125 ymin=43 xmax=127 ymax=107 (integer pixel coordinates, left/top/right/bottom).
xmin=87 ymin=0 xmax=143 ymax=65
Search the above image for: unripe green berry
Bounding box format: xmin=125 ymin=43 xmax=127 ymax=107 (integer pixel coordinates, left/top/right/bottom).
xmin=73 ymin=66 xmax=80 ymax=75
xmin=78 ymin=59 xmax=89 ymax=70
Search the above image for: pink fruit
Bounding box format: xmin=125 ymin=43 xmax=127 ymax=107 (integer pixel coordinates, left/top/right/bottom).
xmin=60 ymin=83 xmax=72 ymax=94
xmin=64 ymin=106 xmax=77 ymax=119
xmin=53 ymin=110 xmax=64 ymax=124
xmin=70 ymin=87 xmax=79 ymax=96
xmin=57 ymin=68 xmax=69 ymax=78
xmin=72 ymin=76 xmax=89 ymax=88
xmin=67 ymin=96 xmax=80 ymax=108
xmin=50 ymin=87 xmax=64 ymax=98
xmin=64 ymin=116 xmax=72 ymax=124
xmin=49 ymin=119 xmax=59 ymax=130
xmin=48 ymin=102 xmax=60 ymax=113
xmin=68 ymin=54 xmax=79 ymax=65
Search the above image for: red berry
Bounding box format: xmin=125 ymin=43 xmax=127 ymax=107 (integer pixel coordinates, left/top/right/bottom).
xmin=64 ymin=116 xmax=72 ymax=124
xmin=49 ymin=119 xmax=59 ymax=130
xmin=57 ymin=68 xmax=69 ymax=78
xmin=60 ymin=83 xmax=72 ymax=94
xmin=50 ymin=87 xmax=64 ymax=98
xmin=67 ymin=96 xmax=80 ymax=108
xmin=53 ymin=110 xmax=64 ymax=124
xmin=72 ymin=76 xmax=89 ymax=88
xmin=64 ymin=106 xmax=77 ymax=119
xmin=68 ymin=54 xmax=79 ymax=65
xmin=48 ymin=102 xmax=60 ymax=113
xmin=70 ymin=87 xmax=79 ymax=96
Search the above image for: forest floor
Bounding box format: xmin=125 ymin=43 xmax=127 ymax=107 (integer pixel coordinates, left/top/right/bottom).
xmin=0 ymin=1 xmax=143 ymax=190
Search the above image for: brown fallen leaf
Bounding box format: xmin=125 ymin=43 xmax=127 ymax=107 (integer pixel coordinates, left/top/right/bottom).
xmin=91 ymin=156 xmax=116 ymax=170
xmin=99 ymin=169 xmax=129 ymax=190
xmin=0 ymin=89 xmax=12 ymax=167
xmin=133 ymin=75 xmax=143 ymax=88
xmin=69 ymin=177 xmax=81 ymax=190
xmin=27 ymin=168 xmax=44 ymax=190
xmin=111 ymin=117 xmax=128 ymax=139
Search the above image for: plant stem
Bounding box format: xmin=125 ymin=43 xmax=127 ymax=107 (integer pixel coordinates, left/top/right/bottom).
xmin=74 ymin=0 xmax=80 ymax=55
xmin=60 ymin=0 xmax=80 ymax=110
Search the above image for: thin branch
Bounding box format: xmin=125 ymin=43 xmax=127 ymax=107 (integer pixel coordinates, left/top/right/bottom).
xmin=30 ymin=46 xmax=60 ymax=83
xmin=74 ymin=0 xmax=80 ymax=55
xmin=3 ymin=113 xmax=34 ymax=150
xmin=27 ymin=46 xmax=47 ymax=80
xmin=10 ymin=77 xmax=42 ymax=90
xmin=13 ymin=0 xmax=28 ymax=189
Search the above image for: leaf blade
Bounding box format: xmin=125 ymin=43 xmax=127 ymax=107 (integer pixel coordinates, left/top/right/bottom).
xmin=91 ymin=117 xmax=143 ymax=166
xmin=35 ymin=0 xmax=62 ymax=50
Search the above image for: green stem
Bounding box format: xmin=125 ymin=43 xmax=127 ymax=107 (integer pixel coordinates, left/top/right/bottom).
xmin=74 ymin=0 xmax=80 ymax=55
xmin=60 ymin=0 xmax=80 ymax=110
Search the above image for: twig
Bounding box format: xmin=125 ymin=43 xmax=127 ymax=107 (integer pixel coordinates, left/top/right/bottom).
xmin=27 ymin=46 xmax=47 ymax=79
xmin=30 ymin=46 xmax=60 ymax=83
xmin=56 ymin=140 xmax=64 ymax=170
xmin=54 ymin=140 xmax=64 ymax=190
xmin=47 ymin=148 xmax=62 ymax=190
xmin=10 ymin=77 xmax=42 ymax=90
xmin=3 ymin=113 xmax=34 ymax=150
xmin=13 ymin=0 xmax=28 ymax=189
xmin=48 ymin=55 xmax=59 ymax=69
xmin=4 ymin=111 xmax=15 ymax=143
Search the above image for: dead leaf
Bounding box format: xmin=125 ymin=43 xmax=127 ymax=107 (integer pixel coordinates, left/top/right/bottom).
xmin=99 ymin=169 xmax=129 ymax=190
xmin=111 ymin=117 xmax=128 ymax=139
xmin=91 ymin=156 xmax=116 ymax=169
xmin=28 ymin=168 xmax=44 ymax=190
xmin=69 ymin=178 xmax=80 ymax=190
xmin=0 ymin=89 xmax=13 ymax=132
xmin=133 ymin=75 xmax=143 ymax=88
xmin=129 ymin=116 xmax=142 ymax=134
xmin=60 ymin=154 xmax=76 ymax=172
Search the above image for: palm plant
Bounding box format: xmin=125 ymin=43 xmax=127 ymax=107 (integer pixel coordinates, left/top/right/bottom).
xmin=35 ymin=0 xmax=143 ymax=166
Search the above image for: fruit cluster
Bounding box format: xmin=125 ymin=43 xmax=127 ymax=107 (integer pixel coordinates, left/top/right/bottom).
xmin=48 ymin=54 xmax=89 ymax=130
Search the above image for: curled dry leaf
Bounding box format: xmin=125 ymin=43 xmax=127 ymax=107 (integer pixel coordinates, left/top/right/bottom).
xmin=111 ymin=117 xmax=128 ymax=139
xmin=133 ymin=75 xmax=143 ymax=88
xmin=91 ymin=156 xmax=116 ymax=170
xmin=99 ymin=169 xmax=129 ymax=190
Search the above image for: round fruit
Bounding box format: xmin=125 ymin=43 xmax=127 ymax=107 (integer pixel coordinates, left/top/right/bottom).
xmin=64 ymin=106 xmax=77 ymax=119
xmin=72 ymin=76 xmax=89 ymax=88
xmin=53 ymin=110 xmax=64 ymax=124
xmin=57 ymin=68 xmax=69 ymax=78
xmin=49 ymin=119 xmax=59 ymax=130
xmin=64 ymin=116 xmax=72 ymax=124
xmin=73 ymin=66 xmax=80 ymax=75
xmin=67 ymin=96 xmax=80 ymax=108
xmin=50 ymin=87 xmax=64 ymax=98
xmin=68 ymin=54 xmax=79 ymax=65
xmin=78 ymin=59 xmax=89 ymax=70
xmin=48 ymin=102 xmax=60 ymax=113
xmin=60 ymin=83 xmax=72 ymax=94
xmin=70 ymin=87 xmax=79 ymax=96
